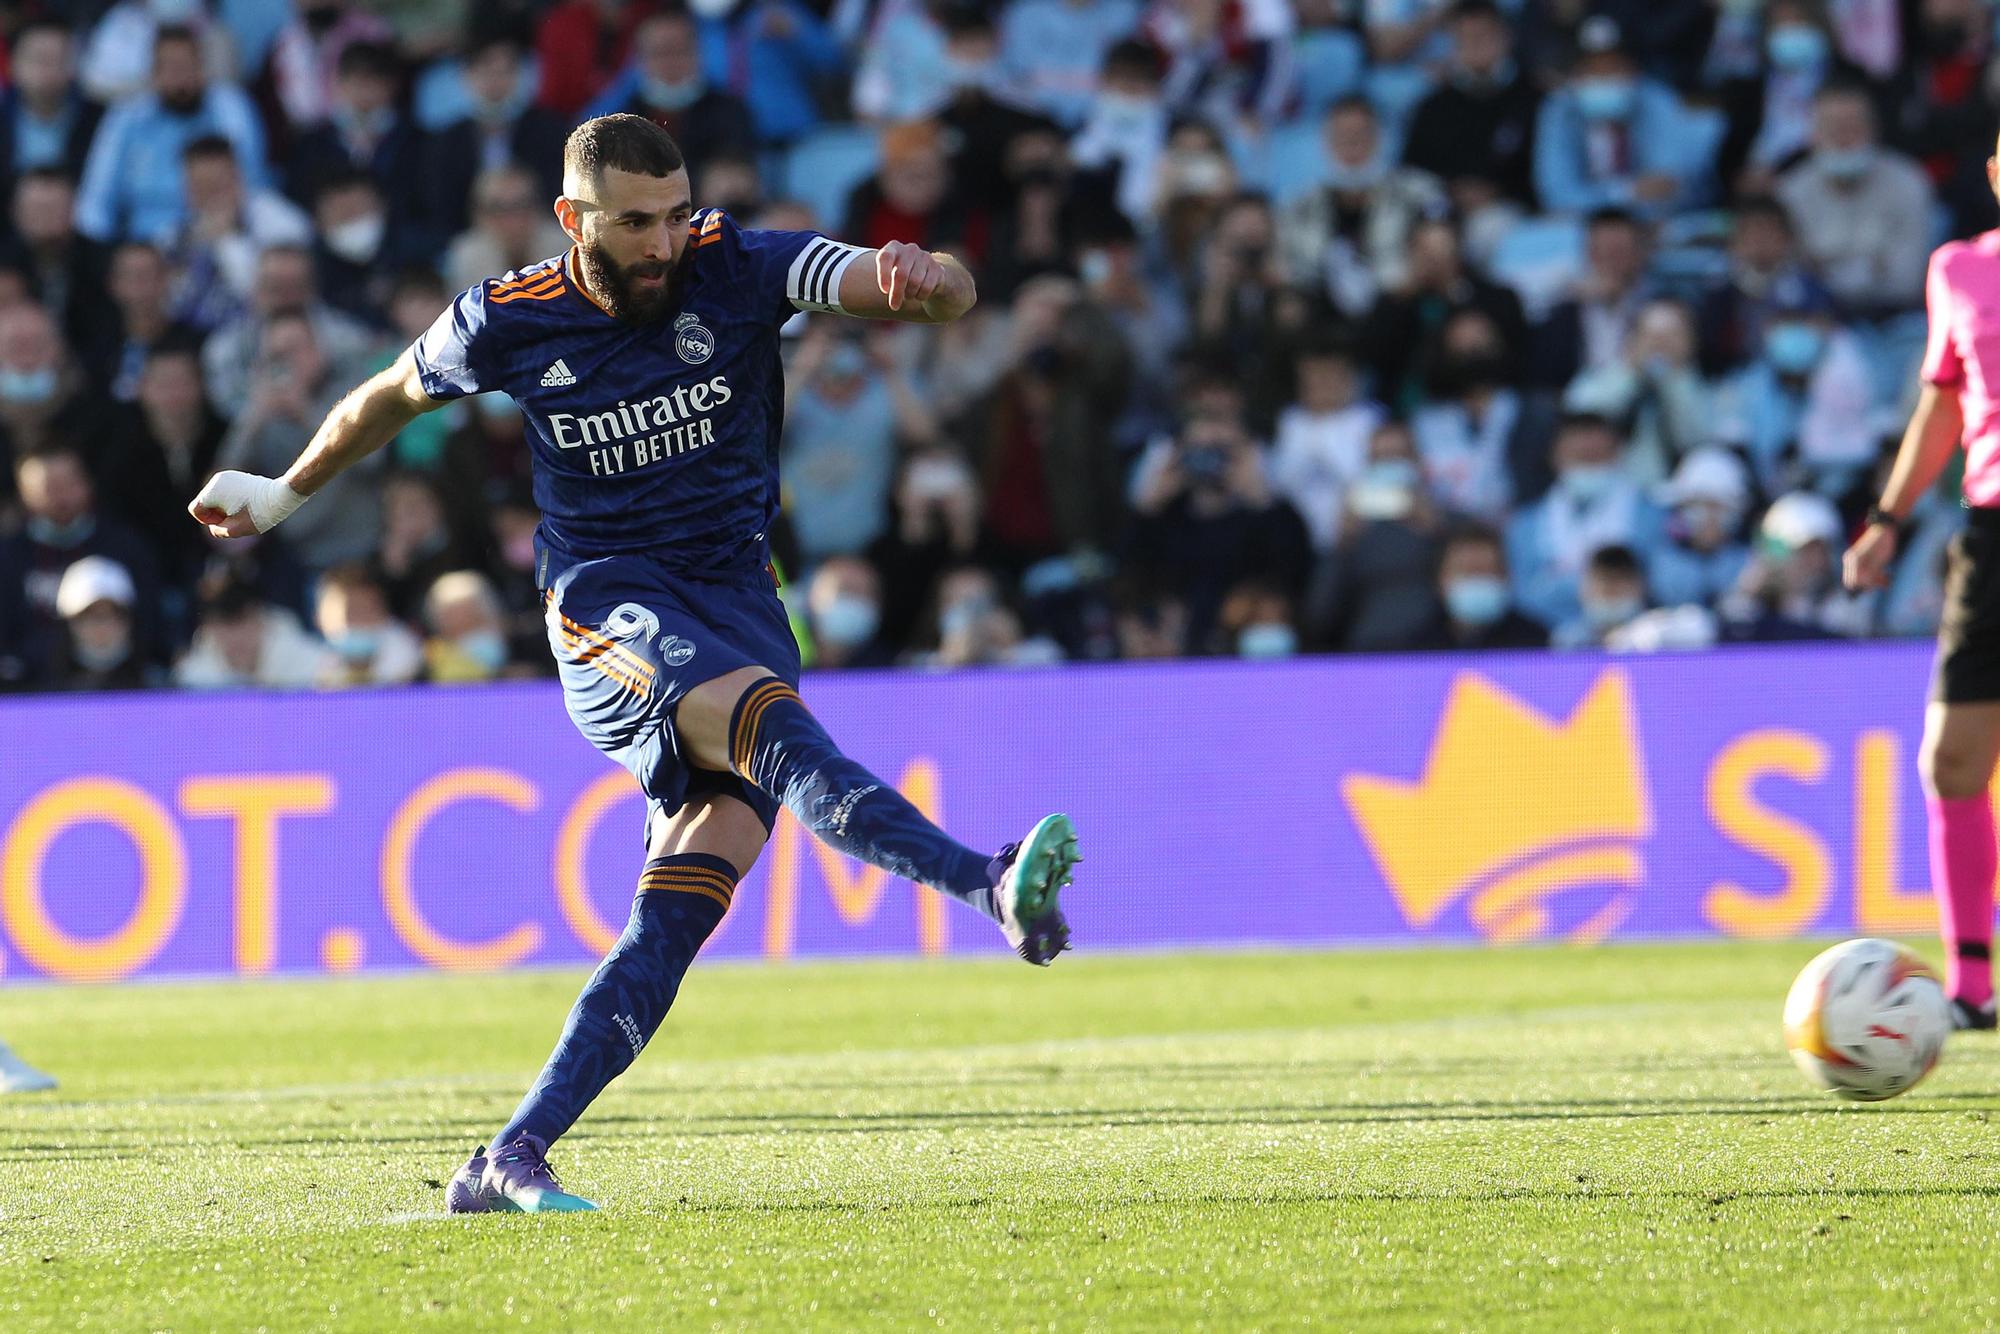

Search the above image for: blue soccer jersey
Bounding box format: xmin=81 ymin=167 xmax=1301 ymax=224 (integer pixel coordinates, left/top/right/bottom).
xmin=411 ymin=209 xmax=869 ymax=575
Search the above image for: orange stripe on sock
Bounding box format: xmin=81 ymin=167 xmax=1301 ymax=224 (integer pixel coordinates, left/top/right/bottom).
xmin=639 ymin=868 xmax=737 ymax=898
xmin=649 ymin=882 xmax=732 ymax=912
xmin=732 ymin=680 xmax=796 ymax=774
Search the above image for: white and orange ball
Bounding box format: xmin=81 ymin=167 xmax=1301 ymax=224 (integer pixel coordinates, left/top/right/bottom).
xmin=1783 ymin=939 xmax=1950 ymax=1102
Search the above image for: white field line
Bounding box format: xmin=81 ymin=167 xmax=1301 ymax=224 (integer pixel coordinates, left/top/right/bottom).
xmin=0 ymin=1000 xmax=1709 ymax=1115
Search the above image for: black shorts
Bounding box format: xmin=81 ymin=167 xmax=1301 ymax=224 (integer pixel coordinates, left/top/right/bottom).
xmin=1932 ymin=507 xmax=2000 ymax=703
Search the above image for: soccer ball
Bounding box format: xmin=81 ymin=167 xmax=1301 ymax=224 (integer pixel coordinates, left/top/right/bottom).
xmin=1782 ymin=939 xmax=1950 ymax=1102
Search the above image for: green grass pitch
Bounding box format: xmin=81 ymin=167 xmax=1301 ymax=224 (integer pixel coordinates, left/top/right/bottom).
xmin=5 ymin=940 xmax=1999 ymax=1330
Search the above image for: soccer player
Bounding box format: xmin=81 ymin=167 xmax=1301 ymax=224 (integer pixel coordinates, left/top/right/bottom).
xmin=0 ymin=1038 xmax=56 ymax=1093
xmin=189 ymin=115 xmax=1081 ymax=1212
xmin=1845 ymin=136 xmax=2000 ymax=1033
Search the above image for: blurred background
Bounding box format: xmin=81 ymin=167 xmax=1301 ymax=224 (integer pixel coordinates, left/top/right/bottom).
xmin=0 ymin=0 xmax=1989 ymax=695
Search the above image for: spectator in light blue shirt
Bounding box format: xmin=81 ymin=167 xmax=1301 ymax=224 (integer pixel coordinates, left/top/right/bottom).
xmin=1533 ymin=16 xmax=1709 ymax=218
xmin=1506 ymin=412 xmax=1667 ymax=629
xmin=698 ymin=0 xmax=846 ymax=146
xmin=1646 ymin=446 xmax=1754 ymax=610
xmin=76 ymin=24 xmax=267 ymax=245
xmin=1001 ymin=0 xmax=1144 ymax=128
xmin=0 ymin=20 xmax=103 ymax=190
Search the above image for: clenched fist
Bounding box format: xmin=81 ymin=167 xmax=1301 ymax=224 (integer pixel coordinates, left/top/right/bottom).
xmin=188 ymin=471 xmax=306 ymax=538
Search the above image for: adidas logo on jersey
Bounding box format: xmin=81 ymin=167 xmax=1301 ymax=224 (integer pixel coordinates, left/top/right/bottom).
xmin=540 ymin=358 xmax=577 ymax=388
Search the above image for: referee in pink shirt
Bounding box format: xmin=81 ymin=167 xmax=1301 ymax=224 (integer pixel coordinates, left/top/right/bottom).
xmin=1846 ymin=210 xmax=2000 ymax=1030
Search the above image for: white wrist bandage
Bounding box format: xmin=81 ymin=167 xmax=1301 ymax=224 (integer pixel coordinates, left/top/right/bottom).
xmin=193 ymin=471 xmax=307 ymax=533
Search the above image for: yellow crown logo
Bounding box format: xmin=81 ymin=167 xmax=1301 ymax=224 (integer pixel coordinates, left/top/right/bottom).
xmin=1342 ymin=670 xmax=1652 ymax=943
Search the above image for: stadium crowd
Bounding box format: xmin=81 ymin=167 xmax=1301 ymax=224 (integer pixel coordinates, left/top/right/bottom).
xmin=0 ymin=0 xmax=1991 ymax=691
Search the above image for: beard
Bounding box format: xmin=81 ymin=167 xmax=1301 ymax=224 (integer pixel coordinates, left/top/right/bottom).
xmin=576 ymin=239 xmax=682 ymax=324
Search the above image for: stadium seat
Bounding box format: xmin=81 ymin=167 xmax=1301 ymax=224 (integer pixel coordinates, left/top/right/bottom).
xmin=1254 ymin=117 xmax=1328 ymax=205
xmin=782 ymin=124 xmax=883 ymax=233
xmin=1486 ymin=216 xmax=1585 ymax=323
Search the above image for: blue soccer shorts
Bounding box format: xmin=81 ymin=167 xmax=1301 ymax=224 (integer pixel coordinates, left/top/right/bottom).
xmin=540 ymin=547 xmax=802 ymax=842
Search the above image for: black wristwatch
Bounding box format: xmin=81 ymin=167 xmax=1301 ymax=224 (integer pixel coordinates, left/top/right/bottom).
xmin=1864 ymin=504 xmax=1905 ymax=535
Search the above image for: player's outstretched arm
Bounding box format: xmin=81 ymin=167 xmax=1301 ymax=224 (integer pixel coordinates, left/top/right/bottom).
xmin=1843 ymin=382 xmax=1962 ymax=591
xmin=188 ymin=348 xmax=444 ymax=539
xmin=836 ymin=240 xmax=977 ymax=325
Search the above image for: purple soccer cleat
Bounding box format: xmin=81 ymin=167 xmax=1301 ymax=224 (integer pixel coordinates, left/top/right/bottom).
xmin=445 ymin=1134 xmax=598 ymax=1214
xmin=988 ymin=813 xmax=1081 ymax=966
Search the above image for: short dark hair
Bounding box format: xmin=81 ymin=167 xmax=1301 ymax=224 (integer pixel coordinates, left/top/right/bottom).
xmin=1556 ymin=411 xmax=1621 ymax=440
xmin=1586 ymin=205 xmax=1641 ymax=233
xmin=465 ymin=30 xmax=527 ymax=63
xmin=14 ymin=16 xmax=72 ymax=47
xmin=1102 ymin=39 xmax=1163 ymax=83
xmin=1328 ymin=93 xmax=1376 ymax=121
xmin=1733 ymin=194 xmax=1794 ymax=232
xmin=336 ymin=40 xmax=399 ymax=83
xmin=202 ymin=578 xmax=264 ymax=622
xmin=18 ymin=438 xmax=85 ymax=472
xmin=1444 ymin=520 xmax=1505 ymax=556
xmin=1448 ymin=0 xmax=1504 ymax=24
xmin=15 ymin=165 xmax=73 ymax=192
xmin=153 ymin=22 xmax=200 ymax=56
xmin=320 ymin=562 xmax=386 ymax=598
xmin=182 ymin=133 xmax=237 ymax=165
xmin=1588 ymin=544 xmax=1645 ymax=580
xmin=313 ymin=168 xmax=381 ymax=207
xmin=563 ymin=114 xmax=686 ymax=190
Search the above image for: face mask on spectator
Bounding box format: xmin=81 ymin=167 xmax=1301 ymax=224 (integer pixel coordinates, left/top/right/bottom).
xmin=816 ymin=595 xmax=879 ymax=648
xmin=476 ymin=391 xmax=519 ymax=421
xmin=1572 ymin=77 xmax=1637 ymax=121
xmin=150 ymin=0 xmax=201 ymax=19
xmin=940 ymin=595 xmax=993 ymax=639
xmin=1816 ymin=146 xmax=1875 ymax=179
xmin=1079 ymin=249 xmax=1113 ymax=287
xmin=640 ymin=74 xmax=705 ymax=110
xmin=457 ymin=629 xmax=508 ymax=674
xmin=324 ymin=213 xmax=385 ymax=264
xmin=1237 ymin=622 xmax=1297 ymax=659
xmin=1765 ymin=24 xmax=1828 ymax=69
xmin=1585 ymin=594 xmax=1645 ymax=630
xmin=27 ymin=513 xmax=94 ymax=548
xmin=1445 ymin=575 xmax=1510 ymax=627
xmin=822 ymin=342 xmax=867 ymax=381
xmin=1765 ymin=322 xmax=1825 ymax=374
xmin=331 ymin=628 xmax=380 ymax=662
xmin=474 ymin=84 xmax=531 ymax=126
xmin=1325 ymin=154 xmax=1385 ymax=193
xmin=1559 ymin=464 xmax=1621 ymax=504
xmin=74 ymin=633 xmax=131 ymax=672
xmin=334 ymin=105 xmax=393 ymax=139
xmin=0 ymin=366 xmax=58 ymax=405
xmin=1349 ymin=460 xmax=1419 ymax=520
xmin=1096 ymin=93 xmax=1159 ymax=135
xmin=944 ymin=57 xmax=999 ymax=93
xmin=1451 ymin=58 xmax=1515 ymax=95
xmin=688 ymin=0 xmax=739 ymax=16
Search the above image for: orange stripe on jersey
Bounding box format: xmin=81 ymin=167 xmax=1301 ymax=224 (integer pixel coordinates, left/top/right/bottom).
xmin=490 ymin=270 xmax=561 ymax=295
xmin=490 ymin=285 xmax=564 ymax=304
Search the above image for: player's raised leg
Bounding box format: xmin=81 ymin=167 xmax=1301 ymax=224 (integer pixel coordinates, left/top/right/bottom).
xmin=676 ymin=667 xmax=1081 ymax=966
xmin=0 ymin=1037 xmax=56 ymax=1094
xmin=446 ymin=793 xmax=767 ymax=1213
xmin=1919 ymin=701 xmax=2000 ymax=1029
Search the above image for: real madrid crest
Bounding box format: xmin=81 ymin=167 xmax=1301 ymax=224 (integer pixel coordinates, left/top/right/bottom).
xmin=674 ymin=310 xmax=714 ymax=365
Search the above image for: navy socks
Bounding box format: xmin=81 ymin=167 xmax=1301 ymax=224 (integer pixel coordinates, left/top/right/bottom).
xmin=730 ymin=678 xmax=998 ymax=916
xmin=494 ymin=853 xmax=736 ymax=1149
